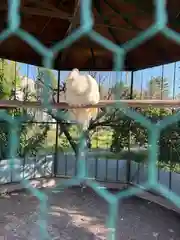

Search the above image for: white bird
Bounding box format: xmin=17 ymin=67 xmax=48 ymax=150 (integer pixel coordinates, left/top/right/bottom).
xmin=64 ymin=68 xmax=100 ymax=130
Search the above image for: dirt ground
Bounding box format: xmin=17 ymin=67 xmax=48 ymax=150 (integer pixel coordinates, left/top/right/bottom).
xmin=0 ymin=187 xmax=179 ymax=240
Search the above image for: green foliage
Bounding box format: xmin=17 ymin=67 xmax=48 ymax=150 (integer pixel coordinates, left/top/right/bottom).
xmin=108 ymin=76 xmax=180 ymax=165
xmin=0 ymin=120 xmax=9 ymax=158
xmin=111 ymin=81 xmax=136 ymax=99
xmin=147 ymin=76 xmax=169 ymax=99
xmin=0 ymin=60 xmax=50 ymax=159
xmin=0 ymin=60 xmax=21 ymax=99
xmin=110 ymin=116 xmax=130 ymax=152
xmin=109 ymin=105 xmax=178 ymax=164
xmin=18 ymin=122 xmax=50 ymax=157
xmin=36 ymin=67 xmax=57 ymax=91
xmin=14 ymin=68 xmax=180 ymax=168
xmin=159 ymin=120 xmax=180 ymax=165
xmin=34 ymin=70 xmax=180 ymax=168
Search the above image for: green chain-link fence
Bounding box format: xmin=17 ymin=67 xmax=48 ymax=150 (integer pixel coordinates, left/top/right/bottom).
xmin=2 ymin=0 xmax=180 ymax=239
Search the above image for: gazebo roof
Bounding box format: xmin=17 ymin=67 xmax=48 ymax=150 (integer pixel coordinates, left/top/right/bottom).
xmin=0 ymin=0 xmax=180 ymax=71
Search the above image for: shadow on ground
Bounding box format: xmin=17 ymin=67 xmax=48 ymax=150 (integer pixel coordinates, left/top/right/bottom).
xmin=0 ymin=187 xmax=180 ymax=239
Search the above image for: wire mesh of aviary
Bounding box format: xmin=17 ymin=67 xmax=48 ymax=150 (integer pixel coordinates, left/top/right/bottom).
xmin=3 ymin=0 xmax=180 ymax=240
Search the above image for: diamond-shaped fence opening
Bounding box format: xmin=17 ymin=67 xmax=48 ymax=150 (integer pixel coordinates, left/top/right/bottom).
xmin=1 ymin=0 xmax=180 ymax=240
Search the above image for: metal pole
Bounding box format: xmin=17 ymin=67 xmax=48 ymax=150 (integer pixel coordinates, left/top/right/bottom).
xmin=169 ymin=61 xmax=177 ymax=190
xmin=126 ymin=70 xmax=134 ymax=184
xmin=158 ymin=65 xmax=165 ymax=182
xmin=140 ymin=72 xmax=143 ymax=99
xmin=54 ymin=70 xmax=61 ymax=176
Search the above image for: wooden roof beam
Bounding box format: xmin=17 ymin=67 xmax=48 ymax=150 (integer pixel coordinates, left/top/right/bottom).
xmin=60 ymin=0 xmax=81 ymax=65
xmin=0 ymin=3 xmax=72 ymax=20
xmin=122 ymin=0 xmax=180 ymax=29
xmin=26 ymin=0 xmax=71 ymax=17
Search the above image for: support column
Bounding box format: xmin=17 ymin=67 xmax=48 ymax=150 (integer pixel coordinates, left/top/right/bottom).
xmin=126 ymin=70 xmax=134 ymax=184
xmin=54 ymin=70 xmax=61 ymax=176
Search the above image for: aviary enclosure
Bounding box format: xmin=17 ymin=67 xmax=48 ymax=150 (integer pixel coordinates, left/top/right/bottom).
xmin=1 ymin=0 xmax=180 ymax=239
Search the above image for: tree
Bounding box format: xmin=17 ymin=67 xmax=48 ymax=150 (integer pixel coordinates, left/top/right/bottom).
xmin=0 ymin=59 xmax=50 ymax=159
xmin=35 ymin=68 xmax=180 ymax=168
xmin=111 ymin=81 xmax=132 ymax=99
xmin=37 ymin=69 xmax=116 ymax=155
xmin=146 ymin=76 xmax=169 ymax=99
xmin=106 ymin=75 xmax=180 ymax=167
xmin=0 ymin=60 xmax=21 ymax=100
xmin=109 ymin=84 xmax=180 ymax=167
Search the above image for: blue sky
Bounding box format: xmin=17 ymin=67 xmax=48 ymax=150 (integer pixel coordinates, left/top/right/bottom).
xmin=17 ymin=60 xmax=180 ymax=98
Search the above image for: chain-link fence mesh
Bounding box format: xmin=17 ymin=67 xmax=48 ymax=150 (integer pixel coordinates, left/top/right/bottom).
xmin=1 ymin=0 xmax=180 ymax=239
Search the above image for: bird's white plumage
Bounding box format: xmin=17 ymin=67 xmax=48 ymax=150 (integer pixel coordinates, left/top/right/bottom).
xmin=65 ymin=69 xmax=100 ymax=105
xmin=65 ymin=69 xmax=100 ymax=129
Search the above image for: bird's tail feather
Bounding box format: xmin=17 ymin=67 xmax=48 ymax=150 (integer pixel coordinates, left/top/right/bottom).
xmin=69 ymin=108 xmax=98 ymax=130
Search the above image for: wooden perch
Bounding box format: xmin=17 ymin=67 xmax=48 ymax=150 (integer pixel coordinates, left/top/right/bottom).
xmin=0 ymin=100 xmax=179 ymax=109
